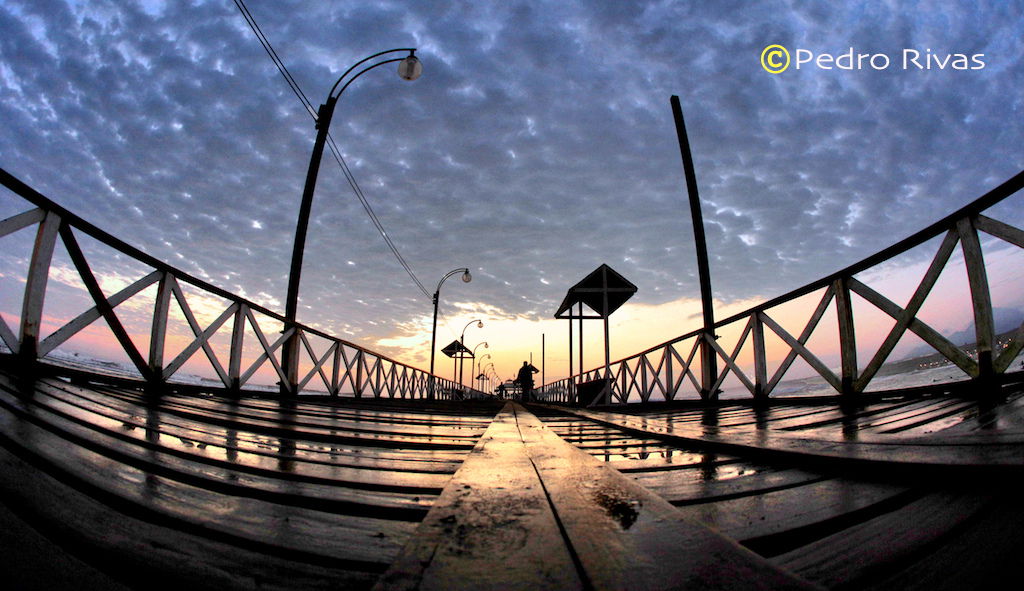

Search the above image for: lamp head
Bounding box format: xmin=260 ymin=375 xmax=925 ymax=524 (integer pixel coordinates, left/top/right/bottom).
xmin=476 ymin=320 xmax=484 ymax=329
xmin=397 ymin=53 xmax=422 ymax=81
xmin=462 ymin=270 xmax=472 ymax=283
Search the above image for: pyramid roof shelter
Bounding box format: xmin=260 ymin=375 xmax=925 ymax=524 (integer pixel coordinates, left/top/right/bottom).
xmin=554 ymin=263 xmax=638 ymax=319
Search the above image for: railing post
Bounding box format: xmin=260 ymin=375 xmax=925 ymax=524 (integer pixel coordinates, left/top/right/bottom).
xmin=330 ymin=343 xmax=342 ymax=396
xmin=149 ymin=272 xmax=172 ymax=385
xmin=376 ymin=358 xmax=384 ymax=398
xmin=354 ymin=350 xmax=364 ymax=398
xmin=752 ymin=312 xmax=768 ymax=400
xmin=664 ymin=346 xmax=675 ymax=401
xmin=834 ymin=277 xmax=858 ymax=398
xmin=19 ymin=211 xmax=61 ymax=363
xmin=281 ymin=327 xmax=300 ymax=396
xmin=957 ymin=216 xmax=996 ymax=393
xmin=228 ymin=302 xmax=246 ymax=395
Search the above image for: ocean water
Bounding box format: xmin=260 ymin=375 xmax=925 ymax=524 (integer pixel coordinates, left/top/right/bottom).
xmin=716 ymin=350 xmax=1024 ymax=400
xmin=12 ymin=346 xmax=1024 ymax=401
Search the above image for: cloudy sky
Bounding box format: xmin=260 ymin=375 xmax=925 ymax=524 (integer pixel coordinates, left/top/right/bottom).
xmin=2 ymin=0 xmax=1023 ymax=382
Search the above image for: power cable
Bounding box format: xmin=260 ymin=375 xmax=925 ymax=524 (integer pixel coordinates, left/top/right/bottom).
xmin=324 ymin=134 xmax=431 ymax=298
xmin=232 ymin=0 xmax=432 ymax=301
xmin=233 ymin=0 xmax=316 ymax=119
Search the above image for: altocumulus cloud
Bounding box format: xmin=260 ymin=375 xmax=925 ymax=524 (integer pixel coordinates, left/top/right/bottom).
xmin=1 ymin=0 xmax=1022 ymax=359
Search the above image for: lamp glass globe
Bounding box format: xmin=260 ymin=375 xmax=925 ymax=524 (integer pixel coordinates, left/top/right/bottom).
xmin=398 ymin=55 xmax=422 ymax=81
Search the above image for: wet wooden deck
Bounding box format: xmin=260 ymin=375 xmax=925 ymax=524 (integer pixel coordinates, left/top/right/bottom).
xmin=1 ymin=367 xmax=1022 ymax=590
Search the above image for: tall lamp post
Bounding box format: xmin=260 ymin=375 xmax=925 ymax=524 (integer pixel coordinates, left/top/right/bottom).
xmin=470 ymin=343 xmax=488 ymax=392
xmin=459 ymin=319 xmax=483 ymax=389
xmin=430 ymin=268 xmax=472 ymax=398
xmin=282 ymin=48 xmax=423 ymax=396
xmin=476 ymin=353 xmax=491 ymax=389
xmin=481 ymin=362 xmax=496 ymax=393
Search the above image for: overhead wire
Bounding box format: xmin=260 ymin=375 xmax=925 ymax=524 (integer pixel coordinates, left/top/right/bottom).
xmin=232 ymin=0 xmax=316 ymax=119
xmin=325 ymin=134 xmax=431 ymax=298
xmin=232 ymin=0 xmax=432 ymax=301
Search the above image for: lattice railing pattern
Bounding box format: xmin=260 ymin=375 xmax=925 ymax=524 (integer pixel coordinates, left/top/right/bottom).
xmin=0 ymin=168 xmax=464 ymax=399
xmin=538 ymin=170 xmax=1024 ymax=404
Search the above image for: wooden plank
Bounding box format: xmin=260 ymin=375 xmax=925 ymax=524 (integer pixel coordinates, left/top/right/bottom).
xmin=95 ymin=381 xmax=496 ymax=429
xmin=0 ymin=389 xmax=436 ymax=517
xmin=863 ymin=491 xmax=1024 ymax=590
xmin=773 ymin=398 xmax=939 ymax=433
xmin=611 ymin=453 xmax=741 ymax=473
xmin=674 ymin=478 xmax=910 ymax=543
xmin=635 ymin=466 xmax=828 ymax=505
xmin=927 ymin=391 xmax=1024 ymax=436
xmin=18 ymin=382 xmax=455 ymax=491
xmin=0 ymin=400 xmax=419 ymax=566
xmin=772 ymin=492 xmax=991 ymax=589
xmin=561 ymin=406 xmax=1024 ymax=473
xmin=71 ymin=383 xmax=483 ymax=450
xmin=0 ymin=206 xmax=44 ymax=238
xmin=861 ymin=399 xmax=978 ymax=434
xmin=0 ymin=442 xmax=384 ymax=590
xmin=41 ymin=379 xmax=468 ymax=471
xmin=513 ymin=404 xmax=820 ymax=590
xmin=374 ymin=402 xmax=584 ymax=591
xmin=975 ymin=213 xmax=1024 ymax=248
xmin=381 ymin=403 xmax=817 ymax=590
xmin=0 ymin=480 xmax=133 ymax=591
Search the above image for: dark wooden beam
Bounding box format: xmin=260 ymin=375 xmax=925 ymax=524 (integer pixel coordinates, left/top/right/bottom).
xmin=378 ymin=402 xmax=819 ymax=590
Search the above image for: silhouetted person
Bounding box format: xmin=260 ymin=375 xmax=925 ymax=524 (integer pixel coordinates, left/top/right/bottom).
xmin=516 ymin=361 xmax=538 ymax=401
xmin=496 ymin=383 xmax=507 ymax=399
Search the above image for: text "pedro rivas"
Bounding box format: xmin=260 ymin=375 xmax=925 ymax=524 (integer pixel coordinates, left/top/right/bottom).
xmin=796 ymin=48 xmax=985 ymax=71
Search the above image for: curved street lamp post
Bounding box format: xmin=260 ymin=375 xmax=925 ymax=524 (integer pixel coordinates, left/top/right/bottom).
xmin=469 ymin=342 xmax=488 ymax=393
xmin=430 ymin=268 xmax=472 ymax=398
xmin=479 ymin=360 xmax=495 ymax=394
xmin=458 ymin=320 xmax=483 ymax=389
xmin=282 ymin=49 xmax=422 ymax=396
xmin=476 ymin=353 xmax=491 ymax=390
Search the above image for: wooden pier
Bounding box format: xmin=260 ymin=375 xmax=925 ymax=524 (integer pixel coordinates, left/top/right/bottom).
xmin=2 ymin=366 xmax=1021 ymax=590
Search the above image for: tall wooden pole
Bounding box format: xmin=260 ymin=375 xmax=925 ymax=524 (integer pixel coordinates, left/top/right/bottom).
xmin=670 ymin=95 xmax=718 ymax=400
xmin=541 ymin=333 xmax=546 ymax=393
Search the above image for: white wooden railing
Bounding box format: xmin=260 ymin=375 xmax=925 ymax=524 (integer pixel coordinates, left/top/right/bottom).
xmin=0 ymin=168 xmax=472 ymax=399
xmin=538 ymin=170 xmax=1024 ymax=404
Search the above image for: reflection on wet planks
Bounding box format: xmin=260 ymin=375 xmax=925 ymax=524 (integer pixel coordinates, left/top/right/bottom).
xmin=535 ymin=392 xmax=1024 ymax=590
xmin=0 ymin=369 xmax=500 ymax=589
